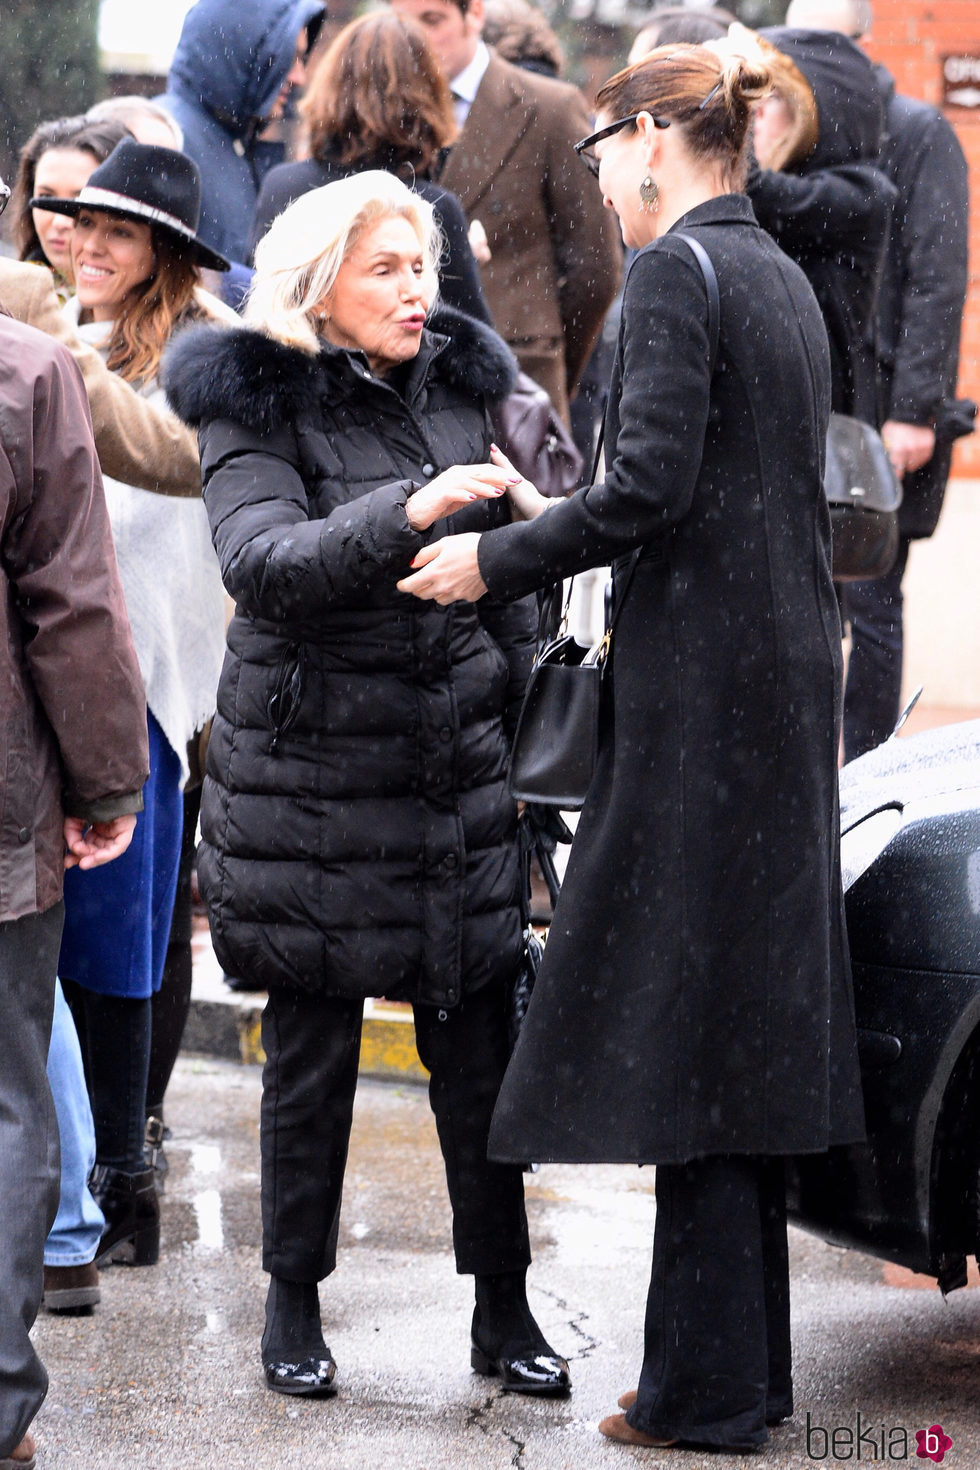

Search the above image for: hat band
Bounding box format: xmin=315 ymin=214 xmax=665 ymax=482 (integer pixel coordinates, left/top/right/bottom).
xmin=79 ymin=187 xmax=195 ymax=240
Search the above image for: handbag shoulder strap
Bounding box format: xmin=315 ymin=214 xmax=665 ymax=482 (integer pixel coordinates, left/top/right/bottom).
xmin=605 ymin=232 xmax=722 ymax=632
xmin=543 ymin=233 xmax=723 ymax=650
xmin=589 ymin=233 xmax=719 ymax=490
xmin=672 ymin=232 xmax=721 ymax=375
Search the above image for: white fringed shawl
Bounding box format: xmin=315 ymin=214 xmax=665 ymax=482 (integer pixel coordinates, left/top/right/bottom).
xmin=70 ymin=305 xmax=226 ymax=785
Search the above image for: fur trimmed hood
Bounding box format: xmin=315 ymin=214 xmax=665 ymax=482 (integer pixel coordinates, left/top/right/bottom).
xmin=163 ymin=303 xmax=519 ymax=434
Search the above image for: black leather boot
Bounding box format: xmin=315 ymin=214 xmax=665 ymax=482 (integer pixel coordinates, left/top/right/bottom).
xmin=262 ymin=1276 xmax=337 ymax=1397
xmin=471 ymin=1270 xmax=571 ymax=1395
xmin=90 ymin=1164 xmax=161 ymax=1267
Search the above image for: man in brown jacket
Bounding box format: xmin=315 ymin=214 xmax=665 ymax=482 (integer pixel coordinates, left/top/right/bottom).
xmin=0 ymin=257 xmax=200 ymax=495
xmin=392 ymin=0 xmax=621 ymax=422
xmin=0 ymin=310 xmax=149 ymax=1468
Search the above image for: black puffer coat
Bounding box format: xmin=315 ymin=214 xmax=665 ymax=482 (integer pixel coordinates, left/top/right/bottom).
xmin=749 ymin=29 xmax=896 ymax=422
xmin=163 ymin=307 xmax=534 ymax=1005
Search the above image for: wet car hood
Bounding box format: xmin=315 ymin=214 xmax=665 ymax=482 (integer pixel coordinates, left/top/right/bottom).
xmin=840 ymin=721 xmax=980 ymax=971
xmin=841 ymin=719 xmax=980 ymax=836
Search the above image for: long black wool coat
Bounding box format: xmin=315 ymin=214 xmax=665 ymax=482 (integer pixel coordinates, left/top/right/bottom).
xmin=163 ymin=307 xmax=535 ymax=1007
xmin=478 ymin=195 xmax=866 ymax=1166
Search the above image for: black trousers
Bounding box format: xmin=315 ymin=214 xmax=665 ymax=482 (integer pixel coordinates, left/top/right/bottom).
xmin=62 ymin=982 xmax=151 ymax=1173
xmin=626 ymin=1155 xmax=791 ymax=1451
xmin=260 ymin=982 xmax=531 ymax=1282
xmin=842 ymin=538 xmax=911 ymax=762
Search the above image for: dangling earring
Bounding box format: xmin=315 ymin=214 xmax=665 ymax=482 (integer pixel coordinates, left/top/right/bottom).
xmin=639 ymin=175 xmax=659 ymax=212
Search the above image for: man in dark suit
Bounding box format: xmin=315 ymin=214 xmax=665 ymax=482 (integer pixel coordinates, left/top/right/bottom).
xmin=786 ymin=0 xmax=973 ymax=759
xmin=391 ymin=0 xmax=621 ymax=422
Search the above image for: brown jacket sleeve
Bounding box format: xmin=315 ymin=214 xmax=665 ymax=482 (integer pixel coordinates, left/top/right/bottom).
xmin=1 ymin=317 xmax=149 ymax=819
xmin=0 ymin=259 xmax=202 ymax=496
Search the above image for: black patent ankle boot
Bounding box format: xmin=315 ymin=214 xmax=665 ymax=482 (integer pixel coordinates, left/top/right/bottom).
xmin=262 ymin=1276 xmax=337 ymax=1397
xmin=471 ymin=1270 xmax=571 ymax=1395
xmin=91 ymin=1164 xmax=161 ymax=1267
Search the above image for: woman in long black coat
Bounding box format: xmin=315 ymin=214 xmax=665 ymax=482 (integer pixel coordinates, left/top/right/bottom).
xmin=402 ymin=43 xmax=865 ymax=1453
xmin=164 ymin=171 xmax=570 ymax=1401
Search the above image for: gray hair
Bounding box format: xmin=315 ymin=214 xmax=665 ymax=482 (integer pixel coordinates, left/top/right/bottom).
xmin=245 ymin=171 xmax=442 ymax=355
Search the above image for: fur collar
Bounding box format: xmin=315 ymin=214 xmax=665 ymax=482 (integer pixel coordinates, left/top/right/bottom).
xmin=163 ymin=303 xmax=518 ymax=433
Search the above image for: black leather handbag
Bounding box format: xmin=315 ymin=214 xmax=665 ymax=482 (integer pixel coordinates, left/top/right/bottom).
xmin=507 ymin=622 xmax=610 ymax=807
xmin=824 ymin=413 xmax=903 ymax=581
xmin=507 ymin=233 xmax=721 ymax=809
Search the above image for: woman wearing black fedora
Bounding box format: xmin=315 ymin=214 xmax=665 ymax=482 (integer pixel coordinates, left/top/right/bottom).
xmin=31 ymin=139 xmax=231 ymax=1268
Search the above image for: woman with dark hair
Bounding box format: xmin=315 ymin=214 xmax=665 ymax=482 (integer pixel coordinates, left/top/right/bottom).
xmin=249 ymin=10 xmax=490 ymax=322
xmin=401 ymin=41 xmax=864 ymax=1452
xmin=34 ymin=139 xmax=230 ymax=1268
xmin=10 ymin=115 xmax=130 ymax=288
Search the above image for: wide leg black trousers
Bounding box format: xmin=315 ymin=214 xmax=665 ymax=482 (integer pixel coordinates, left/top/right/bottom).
xmin=260 ymin=982 xmax=531 ymax=1282
xmin=626 ymin=1154 xmax=792 ymax=1451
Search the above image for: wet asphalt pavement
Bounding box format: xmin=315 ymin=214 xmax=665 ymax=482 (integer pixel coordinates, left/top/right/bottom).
xmin=31 ymin=1054 xmax=980 ymax=1470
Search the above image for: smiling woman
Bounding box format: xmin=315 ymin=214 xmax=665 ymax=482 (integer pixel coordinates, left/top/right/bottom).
xmin=71 ymin=209 xmax=156 ymax=320
xmin=29 ymin=137 xmax=231 ymax=1271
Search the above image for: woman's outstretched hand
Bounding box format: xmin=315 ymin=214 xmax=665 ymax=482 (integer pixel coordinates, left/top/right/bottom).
xmin=488 ymin=444 xmax=551 ymax=522
xmin=406 ymin=463 xmax=517 ymax=532
xmin=397 ymin=533 xmax=487 ymax=604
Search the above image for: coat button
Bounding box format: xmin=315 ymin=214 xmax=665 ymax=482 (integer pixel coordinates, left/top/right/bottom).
xmin=421 ymin=463 xmax=436 ymax=477
xmin=17 ymin=827 xmax=30 ymax=844
xmin=443 ymin=853 xmax=458 ymax=871
xmin=439 ymin=726 xmax=453 ymax=743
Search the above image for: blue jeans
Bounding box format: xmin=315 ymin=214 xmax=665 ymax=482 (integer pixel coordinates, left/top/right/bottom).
xmin=44 ymin=980 xmax=104 ymax=1267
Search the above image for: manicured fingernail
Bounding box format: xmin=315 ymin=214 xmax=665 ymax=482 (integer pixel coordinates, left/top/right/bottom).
xmin=490 ymin=443 xmax=500 ymax=452
xmin=507 ymin=477 xmax=522 ymax=485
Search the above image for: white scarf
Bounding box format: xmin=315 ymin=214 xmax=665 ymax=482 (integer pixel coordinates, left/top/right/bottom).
xmin=69 ymin=303 xmax=226 ymax=785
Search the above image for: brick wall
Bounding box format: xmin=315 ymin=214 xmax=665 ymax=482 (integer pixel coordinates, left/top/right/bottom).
xmin=867 ymin=1 xmax=980 ymax=474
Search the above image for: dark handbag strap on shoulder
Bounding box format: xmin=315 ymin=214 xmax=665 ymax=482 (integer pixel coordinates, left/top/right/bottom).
xmin=537 ymin=232 xmax=722 ymax=651
xmin=604 ymin=232 xmax=721 ymax=630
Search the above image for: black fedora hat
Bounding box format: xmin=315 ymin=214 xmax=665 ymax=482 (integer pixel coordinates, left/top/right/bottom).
xmin=31 ymin=138 xmax=230 ymax=272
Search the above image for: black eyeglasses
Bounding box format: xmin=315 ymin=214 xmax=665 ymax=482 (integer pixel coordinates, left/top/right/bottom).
xmin=573 ymin=112 xmax=671 ymax=177
xmin=0 ymin=182 xmax=9 ymax=220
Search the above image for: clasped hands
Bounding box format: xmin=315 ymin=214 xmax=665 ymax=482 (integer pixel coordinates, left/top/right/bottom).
xmin=399 ymin=445 xmax=548 ymax=604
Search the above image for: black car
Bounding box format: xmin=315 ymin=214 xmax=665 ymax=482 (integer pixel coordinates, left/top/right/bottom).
xmin=788 ymin=718 xmax=980 ymax=1293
